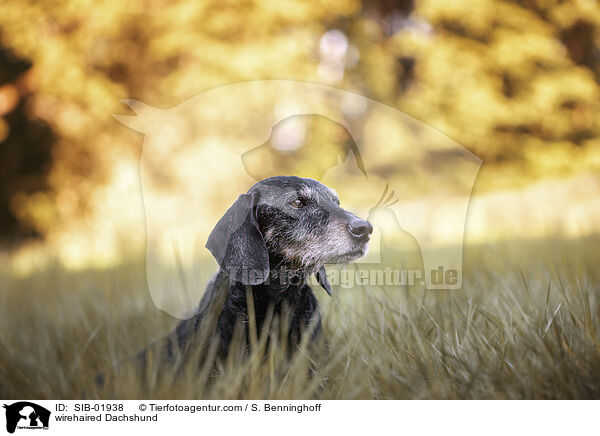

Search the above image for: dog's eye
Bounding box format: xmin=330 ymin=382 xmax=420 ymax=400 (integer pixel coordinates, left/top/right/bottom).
xmin=289 ymin=199 xmax=305 ymax=209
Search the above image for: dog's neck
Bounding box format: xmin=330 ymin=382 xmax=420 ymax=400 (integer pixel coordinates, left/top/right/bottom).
xmin=261 ymin=262 xmax=310 ymax=295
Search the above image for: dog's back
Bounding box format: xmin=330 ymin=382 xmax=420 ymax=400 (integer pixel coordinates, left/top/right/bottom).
xmin=136 ymin=271 xmax=229 ymax=368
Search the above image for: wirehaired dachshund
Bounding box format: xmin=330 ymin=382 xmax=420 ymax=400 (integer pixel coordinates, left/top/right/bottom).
xmin=141 ymin=176 xmax=372 ymax=365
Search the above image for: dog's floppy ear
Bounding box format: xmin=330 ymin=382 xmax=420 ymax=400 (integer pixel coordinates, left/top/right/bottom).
xmin=206 ymin=191 xmax=269 ymax=285
xmin=316 ymin=265 xmax=332 ymax=296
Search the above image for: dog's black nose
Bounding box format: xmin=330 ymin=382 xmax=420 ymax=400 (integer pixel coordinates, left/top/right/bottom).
xmin=348 ymin=218 xmax=373 ymax=240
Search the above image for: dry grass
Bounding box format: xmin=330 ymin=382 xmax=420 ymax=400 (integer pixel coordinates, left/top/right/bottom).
xmin=1 ymin=236 xmax=600 ymax=399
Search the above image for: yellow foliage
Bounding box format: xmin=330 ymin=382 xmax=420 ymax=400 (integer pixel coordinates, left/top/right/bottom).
xmin=0 ymin=0 xmax=599 ymax=265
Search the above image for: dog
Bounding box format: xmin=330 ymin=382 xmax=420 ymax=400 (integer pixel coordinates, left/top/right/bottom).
xmin=139 ymin=176 xmax=372 ymax=367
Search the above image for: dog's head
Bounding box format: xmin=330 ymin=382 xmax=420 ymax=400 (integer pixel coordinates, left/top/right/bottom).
xmin=206 ymin=176 xmax=372 ymax=290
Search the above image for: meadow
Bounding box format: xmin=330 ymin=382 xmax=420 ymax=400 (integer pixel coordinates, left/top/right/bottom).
xmin=1 ymin=236 xmax=599 ymax=400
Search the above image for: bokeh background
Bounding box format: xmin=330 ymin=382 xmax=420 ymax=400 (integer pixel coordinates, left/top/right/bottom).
xmin=0 ymin=0 xmax=599 ymax=273
xmin=2 ymin=0 xmax=600 ymax=401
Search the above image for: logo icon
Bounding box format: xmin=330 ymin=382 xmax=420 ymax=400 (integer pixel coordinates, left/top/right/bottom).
xmin=2 ymin=402 xmax=50 ymax=434
xmin=115 ymin=81 xmax=481 ymax=318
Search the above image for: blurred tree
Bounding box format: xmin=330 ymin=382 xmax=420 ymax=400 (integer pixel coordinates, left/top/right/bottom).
xmin=0 ymin=0 xmax=598 ymax=251
xmin=351 ymin=0 xmax=600 ymax=163
xmin=0 ymin=44 xmax=55 ymax=243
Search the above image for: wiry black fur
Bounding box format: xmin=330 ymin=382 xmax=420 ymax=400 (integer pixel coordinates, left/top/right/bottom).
xmin=140 ymin=176 xmax=372 ymax=368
